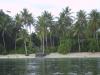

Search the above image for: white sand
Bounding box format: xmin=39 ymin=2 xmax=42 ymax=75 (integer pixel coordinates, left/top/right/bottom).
xmin=45 ymin=52 xmax=100 ymax=58
xmin=0 ymin=52 xmax=100 ymax=59
xmin=0 ymin=54 xmax=35 ymax=59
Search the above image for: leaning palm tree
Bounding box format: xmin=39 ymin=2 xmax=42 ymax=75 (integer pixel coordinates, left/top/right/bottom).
xmin=18 ymin=29 xmax=29 ymax=55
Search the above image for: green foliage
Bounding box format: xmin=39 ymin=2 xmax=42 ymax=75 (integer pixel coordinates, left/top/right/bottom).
xmin=45 ymin=47 xmax=58 ymax=53
xmin=0 ymin=44 xmax=5 ymax=54
xmin=58 ymin=38 xmax=72 ymax=54
xmin=15 ymin=48 xmax=25 ymax=54
xmin=88 ymin=39 xmax=98 ymax=52
xmin=0 ymin=8 xmax=100 ymax=55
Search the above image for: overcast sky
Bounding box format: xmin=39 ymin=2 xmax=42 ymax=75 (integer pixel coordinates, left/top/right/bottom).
xmin=0 ymin=0 xmax=100 ymax=17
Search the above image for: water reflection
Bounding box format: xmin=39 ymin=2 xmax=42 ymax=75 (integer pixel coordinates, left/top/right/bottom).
xmin=0 ymin=58 xmax=100 ymax=75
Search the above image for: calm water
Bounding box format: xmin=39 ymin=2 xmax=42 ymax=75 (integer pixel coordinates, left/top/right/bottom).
xmin=0 ymin=58 xmax=100 ymax=75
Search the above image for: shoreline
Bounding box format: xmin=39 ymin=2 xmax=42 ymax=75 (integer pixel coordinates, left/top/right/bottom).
xmin=0 ymin=52 xmax=100 ymax=59
xmin=44 ymin=52 xmax=100 ymax=58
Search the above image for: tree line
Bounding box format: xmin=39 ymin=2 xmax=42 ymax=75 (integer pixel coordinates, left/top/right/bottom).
xmin=0 ymin=7 xmax=100 ymax=55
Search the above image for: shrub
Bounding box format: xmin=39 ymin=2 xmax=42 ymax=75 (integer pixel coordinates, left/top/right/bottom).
xmin=88 ymin=38 xmax=98 ymax=52
xmin=58 ymin=39 xmax=72 ymax=54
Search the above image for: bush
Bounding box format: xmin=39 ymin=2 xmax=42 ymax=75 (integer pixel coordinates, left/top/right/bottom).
xmin=15 ymin=48 xmax=25 ymax=54
xmin=0 ymin=44 xmax=5 ymax=54
xmin=45 ymin=47 xmax=57 ymax=53
xmin=88 ymin=38 xmax=98 ymax=52
xmin=27 ymin=47 xmax=36 ymax=54
xmin=58 ymin=39 xmax=72 ymax=54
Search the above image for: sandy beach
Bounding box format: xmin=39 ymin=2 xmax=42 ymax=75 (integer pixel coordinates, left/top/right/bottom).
xmin=0 ymin=54 xmax=36 ymax=59
xmin=45 ymin=52 xmax=100 ymax=58
xmin=0 ymin=52 xmax=100 ymax=59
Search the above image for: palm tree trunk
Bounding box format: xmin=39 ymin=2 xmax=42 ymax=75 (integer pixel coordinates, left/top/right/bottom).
xmin=50 ymin=32 xmax=52 ymax=47
xmin=43 ymin=33 xmax=45 ymax=54
xmin=45 ymin=30 xmax=48 ymax=49
xmin=78 ymin=34 xmax=81 ymax=52
xmin=40 ymin=35 xmax=42 ymax=50
xmin=2 ymin=31 xmax=6 ymax=54
xmin=29 ymin=25 xmax=32 ymax=50
xmin=96 ymin=33 xmax=99 ymax=50
xmin=25 ymin=25 xmax=29 ymax=55
xmin=52 ymin=36 xmax=54 ymax=47
xmin=15 ymin=34 xmax=17 ymax=53
xmin=24 ymin=40 xmax=28 ymax=56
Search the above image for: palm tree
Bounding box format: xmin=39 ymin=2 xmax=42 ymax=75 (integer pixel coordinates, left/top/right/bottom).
xmin=89 ymin=9 xmax=100 ymax=38
xmin=18 ymin=29 xmax=29 ymax=55
xmin=88 ymin=9 xmax=100 ymax=51
xmin=36 ymin=11 xmax=53 ymax=54
xmin=57 ymin=7 xmax=73 ymax=53
xmin=14 ymin=14 xmax=22 ymax=52
xmin=43 ymin=11 xmax=53 ymax=48
xmin=0 ymin=10 xmax=12 ymax=54
xmin=37 ymin=16 xmax=45 ymax=54
xmin=58 ymin=7 xmax=73 ymax=38
xmin=21 ymin=8 xmax=34 ymax=55
xmin=74 ymin=10 xmax=87 ymax=52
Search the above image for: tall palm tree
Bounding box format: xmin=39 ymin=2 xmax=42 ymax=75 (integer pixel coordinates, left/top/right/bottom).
xmin=14 ymin=14 xmax=22 ymax=52
xmin=43 ymin=11 xmax=53 ymax=48
xmin=88 ymin=9 xmax=100 ymax=51
xmin=37 ymin=16 xmax=45 ymax=54
xmin=57 ymin=7 xmax=73 ymax=53
xmin=21 ymin=8 xmax=34 ymax=55
xmin=0 ymin=10 xmax=12 ymax=54
xmin=28 ymin=13 xmax=34 ymax=51
xmin=36 ymin=11 xmax=53 ymax=53
xmin=58 ymin=7 xmax=73 ymax=38
xmin=89 ymin=9 xmax=100 ymax=38
xmin=74 ymin=10 xmax=87 ymax=52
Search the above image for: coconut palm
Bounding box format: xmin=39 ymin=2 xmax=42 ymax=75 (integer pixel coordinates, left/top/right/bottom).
xmin=18 ymin=29 xmax=29 ymax=55
xmin=21 ymin=8 xmax=34 ymax=55
xmin=36 ymin=16 xmax=45 ymax=54
xmin=58 ymin=7 xmax=73 ymax=38
xmin=89 ymin=9 xmax=100 ymax=38
xmin=0 ymin=10 xmax=12 ymax=54
xmin=88 ymin=9 xmax=100 ymax=51
xmin=57 ymin=7 xmax=73 ymax=53
xmin=43 ymin=11 xmax=53 ymax=48
xmin=74 ymin=10 xmax=87 ymax=52
xmin=14 ymin=14 xmax=23 ymax=52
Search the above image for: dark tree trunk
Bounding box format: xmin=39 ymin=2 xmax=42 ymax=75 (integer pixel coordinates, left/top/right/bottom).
xmin=14 ymin=34 xmax=17 ymax=53
xmin=78 ymin=34 xmax=81 ymax=52
xmin=24 ymin=40 xmax=28 ymax=56
xmin=2 ymin=31 xmax=6 ymax=54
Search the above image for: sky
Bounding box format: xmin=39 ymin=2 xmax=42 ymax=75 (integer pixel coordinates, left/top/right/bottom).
xmin=0 ymin=0 xmax=100 ymax=17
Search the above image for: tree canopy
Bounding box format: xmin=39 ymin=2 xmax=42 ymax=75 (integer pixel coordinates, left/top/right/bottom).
xmin=0 ymin=7 xmax=100 ymax=55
